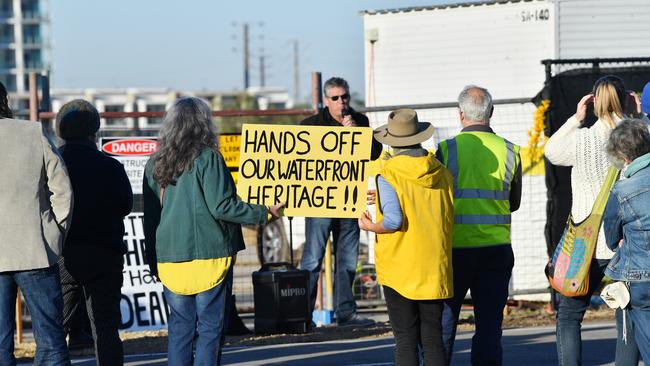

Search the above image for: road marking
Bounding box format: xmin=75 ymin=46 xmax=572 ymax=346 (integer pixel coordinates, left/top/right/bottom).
xmin=224 ymin=340 xmax=394 ymax=366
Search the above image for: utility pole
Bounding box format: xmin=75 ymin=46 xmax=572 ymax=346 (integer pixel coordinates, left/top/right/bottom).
xmin=293 ymin=39 xmax=300 ymax=103
xmin=260 ymin=52 xmax=265 ymax=87
xmin=243 ymin=23 xmax=250 ymax=90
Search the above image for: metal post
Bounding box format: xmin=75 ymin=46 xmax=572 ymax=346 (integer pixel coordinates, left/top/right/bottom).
xmin=311 ymin=72 xmax=322 ymax=112
xmin=288 ymin=216 xmax=294 ymax=266
xmin=324 ymin=239 xmax=333 ymax=310
xmin=260 ymin=54 xmax=265 ymax=87
xmin=40 ymin=70 xmax=52 ymax=133
xmin=293 ymin=40 xmax=300 ymax=102
xmin=22 ymin=72 xmax=38 ymax=342
xmin=15 ymin=290 xmax=22 ymax=344
xmin=243 ymin=23 xmax=250 ymax=90
xmin=28 ymin=72 xmax=38 ymax=122
xmin=543 ymin=61 xmax=552 ymax=86
xmin=316 ymin=272 xmax=323 ymax=311
xmin=593 ymin=60 xmax=600 ymax=76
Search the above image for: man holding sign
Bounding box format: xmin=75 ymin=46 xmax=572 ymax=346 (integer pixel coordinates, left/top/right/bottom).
xmin=299 ymin=77 xmax=379 ymax=327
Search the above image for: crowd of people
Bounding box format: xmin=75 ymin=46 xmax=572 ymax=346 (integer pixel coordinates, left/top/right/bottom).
xmin=0 ymin=74 xmax=650 ymax=366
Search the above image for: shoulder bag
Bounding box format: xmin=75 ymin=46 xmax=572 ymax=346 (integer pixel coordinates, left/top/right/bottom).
xmin=545 ymin=167 xmax=620 ymax=297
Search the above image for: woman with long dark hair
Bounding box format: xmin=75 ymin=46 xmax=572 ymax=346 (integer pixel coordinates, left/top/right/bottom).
xmin=143 ymin=97 xmax=283 ymax=365
xmin=545 ymin=75 xmax=643 ymax=365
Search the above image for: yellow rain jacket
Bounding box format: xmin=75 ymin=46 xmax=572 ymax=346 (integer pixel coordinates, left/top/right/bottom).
xmin=375 ymin=152 xmax=454 ymax=300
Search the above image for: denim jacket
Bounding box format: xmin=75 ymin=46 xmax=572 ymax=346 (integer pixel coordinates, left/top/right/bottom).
xmin=604 ymin=153 xmax=650 ymax=281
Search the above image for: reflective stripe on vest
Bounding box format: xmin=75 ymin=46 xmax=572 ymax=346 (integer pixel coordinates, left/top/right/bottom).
xmin=446 ymin=138 xmax=459 ymax=188
xmin=503 ymin=140 xmax=516 ymax=190
xmin=454 ymin=214 xmax=512 ymax=225
xmin=454 ymin=188 xmax=509 ymax=200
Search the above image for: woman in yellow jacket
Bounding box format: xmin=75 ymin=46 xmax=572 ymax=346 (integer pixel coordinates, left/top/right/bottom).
xmin=359 ymin=109 xmax=454 ymax=366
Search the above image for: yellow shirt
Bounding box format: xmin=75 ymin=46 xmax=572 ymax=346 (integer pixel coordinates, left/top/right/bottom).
xmin=158 ymin=256 xmax=235 ymax=295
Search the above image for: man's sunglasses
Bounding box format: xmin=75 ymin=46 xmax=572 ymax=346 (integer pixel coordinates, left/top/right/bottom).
xmin=327 ymin=93 xmax=350 ymax=102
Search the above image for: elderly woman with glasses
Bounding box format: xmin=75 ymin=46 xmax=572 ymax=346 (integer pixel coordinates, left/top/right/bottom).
xmin=603 ymin=118 xmax=650 ymax=362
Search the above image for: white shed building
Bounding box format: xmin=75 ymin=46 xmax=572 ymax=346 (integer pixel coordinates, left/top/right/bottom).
xmin=361 ymin=0 xmax=650 ymax=300
xmin=363 ymin=0 xmax=650 ymax=105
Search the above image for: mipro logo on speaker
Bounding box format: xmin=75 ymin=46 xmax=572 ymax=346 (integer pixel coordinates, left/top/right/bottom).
xmin=280 ymin=284 xmax=306 ymax=297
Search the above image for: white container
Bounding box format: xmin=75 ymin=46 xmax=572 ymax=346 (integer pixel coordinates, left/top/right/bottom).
xmin=361 ymin=0 xmax=650 ymax=300
xmin=362 ymin=0 xmax=650 ymax=106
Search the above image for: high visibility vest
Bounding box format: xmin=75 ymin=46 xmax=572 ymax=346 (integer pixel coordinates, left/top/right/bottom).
xmin=438 ymin=131 xmax=520 ymax=248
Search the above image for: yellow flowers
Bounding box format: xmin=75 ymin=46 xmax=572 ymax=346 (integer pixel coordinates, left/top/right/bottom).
xmin=527 ymin=100 xmax=551 ymax=165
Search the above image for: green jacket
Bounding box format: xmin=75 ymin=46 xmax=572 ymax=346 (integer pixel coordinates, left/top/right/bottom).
xmin=143 ymin=148 xmax=267 ymax=271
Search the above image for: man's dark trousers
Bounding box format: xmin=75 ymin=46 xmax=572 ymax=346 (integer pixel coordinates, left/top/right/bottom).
xmin=441 ymin=245 xmax=514 ymax=366
xmin=60 ymin=256 xmax=124 ymax=365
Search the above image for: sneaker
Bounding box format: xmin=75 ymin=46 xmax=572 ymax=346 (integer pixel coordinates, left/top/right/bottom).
xmin=336 ymin=314 xmax=375 ymax=327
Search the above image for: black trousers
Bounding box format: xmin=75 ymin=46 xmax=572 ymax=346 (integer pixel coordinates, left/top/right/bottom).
xmin=384 ymin=285 xmax=445 ymax=366
xmin=60 ymin=258 xmax=124 ymax=365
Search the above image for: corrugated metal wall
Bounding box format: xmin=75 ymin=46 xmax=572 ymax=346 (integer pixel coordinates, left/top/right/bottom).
xmin=557 ymin=0 xmax=650 ymax=60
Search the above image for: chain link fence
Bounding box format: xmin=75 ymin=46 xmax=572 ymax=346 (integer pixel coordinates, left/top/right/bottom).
xmin=360 ymin=99 xmax=551 ymax=300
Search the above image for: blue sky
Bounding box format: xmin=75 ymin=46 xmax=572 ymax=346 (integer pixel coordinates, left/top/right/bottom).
xmin=49 ymin=1 xmax=468 ymax=101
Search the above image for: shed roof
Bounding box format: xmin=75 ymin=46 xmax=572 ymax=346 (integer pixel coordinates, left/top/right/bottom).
xmin=361 ymin=0 xmax=545 ymax=16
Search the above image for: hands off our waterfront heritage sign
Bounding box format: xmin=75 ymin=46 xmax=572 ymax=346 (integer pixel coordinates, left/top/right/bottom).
xmin=237 ymin=124 xmax=373 ymax=218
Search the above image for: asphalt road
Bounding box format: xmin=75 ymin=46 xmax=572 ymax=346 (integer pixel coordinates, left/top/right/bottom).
xmin=60 ymin=321 xmax=640 ymax=366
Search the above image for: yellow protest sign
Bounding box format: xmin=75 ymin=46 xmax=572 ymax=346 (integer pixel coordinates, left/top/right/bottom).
xmin=219 ymin=133 xmax=241 ymax=183
xmin=237 ymin=124 xmax=373 ymax=218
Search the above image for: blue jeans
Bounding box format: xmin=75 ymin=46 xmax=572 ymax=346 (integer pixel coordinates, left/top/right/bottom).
xmin=627 ymin=281 xmax=650 ymax=363
xmin=442 ymin=245 xmax=514 ymax=366
xmin=0 ymin=265 xmax=70 ymax=366
xmin=300 ymin=217 xmax=359 ymax=321
xmin=556 ymin=259 xmax=639 ymax=366
xmin=164 ymin=269 xmax=232 ymax=366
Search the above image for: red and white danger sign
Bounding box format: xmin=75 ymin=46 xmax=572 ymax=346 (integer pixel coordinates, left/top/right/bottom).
xmin=102 ymin=139 xmax=159 ymax=156
xmin=100 ymin=137 xmax=159 ymax=194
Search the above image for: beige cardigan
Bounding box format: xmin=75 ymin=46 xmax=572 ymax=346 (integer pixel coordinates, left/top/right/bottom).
xmin=545 ymin=115 xmax=617 ymax=260
xmin=0 ymin=119 xmax=73 ymax=271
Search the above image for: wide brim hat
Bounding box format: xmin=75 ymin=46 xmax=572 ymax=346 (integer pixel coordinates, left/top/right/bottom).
xmin=373 ymin=108 xmax=434 ymax=147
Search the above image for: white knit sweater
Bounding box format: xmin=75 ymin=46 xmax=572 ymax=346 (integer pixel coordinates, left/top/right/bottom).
xmin=545 ymin=115 xmax=619 ymax=260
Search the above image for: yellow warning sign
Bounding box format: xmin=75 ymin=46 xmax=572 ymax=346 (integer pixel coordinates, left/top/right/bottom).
xmin=219 ymin=133 xmax=241 ymax=183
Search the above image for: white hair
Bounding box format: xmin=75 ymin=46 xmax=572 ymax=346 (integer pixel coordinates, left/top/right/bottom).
xmin=458 ymin=85 xmax=493 ymax=122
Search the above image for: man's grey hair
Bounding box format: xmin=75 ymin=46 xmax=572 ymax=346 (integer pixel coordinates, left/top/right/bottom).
xmin=323 ymin=77 xmax=349 ymax=96
xmin=606 ymin=119 xmax=650 ymax=168
xmin=458 ymin=85 xmax=493 ymax=122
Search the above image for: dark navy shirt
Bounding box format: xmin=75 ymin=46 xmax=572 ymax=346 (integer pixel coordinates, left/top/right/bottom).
xmin=59 ymin=139 xmax=133 ymax=259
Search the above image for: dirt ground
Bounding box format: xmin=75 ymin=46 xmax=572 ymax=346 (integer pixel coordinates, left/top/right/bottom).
xmin=14 ymin=303 xmax=617 ymax=362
